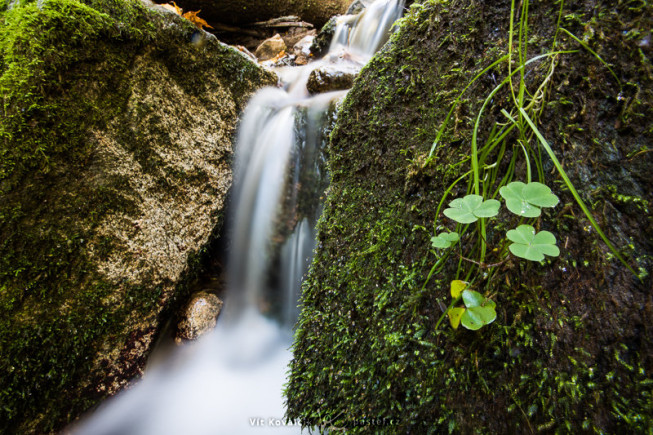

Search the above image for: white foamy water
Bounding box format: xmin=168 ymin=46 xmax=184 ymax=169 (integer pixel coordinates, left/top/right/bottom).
xmin=69 ymin=1 xmax=404 ymax=434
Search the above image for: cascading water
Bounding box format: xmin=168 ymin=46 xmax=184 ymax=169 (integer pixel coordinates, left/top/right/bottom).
xmin=70 ymin=1 xmax=403 ymax=433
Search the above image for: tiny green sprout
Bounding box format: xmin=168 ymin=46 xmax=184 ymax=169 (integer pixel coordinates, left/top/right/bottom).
xmin=506 ymin=224 xmax=560 ymax=261
xmin=431 ymin=232 xmax=460 ymax=249
xmin=443 ymin=194 xmax=500 ymax=224
xmin=447 ymin=280 xmax=497 ymax=330
xmin=499 ymin=181 xmax=559 ymax=217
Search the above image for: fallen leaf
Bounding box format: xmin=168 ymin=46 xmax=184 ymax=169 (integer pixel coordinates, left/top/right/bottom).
xmin=183 ymin=10 xmax=214 ymax=30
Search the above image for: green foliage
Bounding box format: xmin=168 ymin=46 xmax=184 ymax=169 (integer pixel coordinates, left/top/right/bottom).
xmin=436 ymin=182 xmax=560 ymax=330
xmin=440 ymin=280 xmax=497 ymax=331
xmin=424 ymin=0 xmax=636 ymax=334
xmin=499 ymin=181 xmax=559 ymax=217
xmin=460 ymin=290 xmax=496 ymax=331
xmin=430 ymin=231 xmax=459 ymax=249
xmin=446 ymin=282 xmax=497 ymax=331
xmin=443 ymin=194 xmax=500 ymax=223
xmin=287 ymin=0 xmax=652 ymax=432
xmin=506 ymin=225 xmax=560 ymax=261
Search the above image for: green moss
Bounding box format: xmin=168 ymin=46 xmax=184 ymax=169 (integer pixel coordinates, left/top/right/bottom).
xmin=287 ymin=0 xmax=652 ymax=433
xmin=0 ymin=0 xmax=273 ymax=432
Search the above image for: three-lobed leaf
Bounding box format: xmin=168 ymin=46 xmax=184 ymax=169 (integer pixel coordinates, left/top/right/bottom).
xmin=443 ymin=195 xmax=500 ymax=224
xmin=431 ymin=232 xmax=460 ymax=249
xmin=506 ymin=224 xmax=560 ymax=261
xmin=448 ymin=289 xmax=497 ymax=330
xmin=499 ymin=181 xmax=559 ymax=217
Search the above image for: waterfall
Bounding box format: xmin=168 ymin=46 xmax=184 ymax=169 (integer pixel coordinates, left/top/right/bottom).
xmin=69 ymin=1 xmax=404 ymax=433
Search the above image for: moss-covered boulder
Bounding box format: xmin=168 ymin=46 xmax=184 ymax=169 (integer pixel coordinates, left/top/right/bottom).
xmin=0 ymin=0 xmax=274 ymax=432
xmin=287 ymin=0 xmax=652 ymax=432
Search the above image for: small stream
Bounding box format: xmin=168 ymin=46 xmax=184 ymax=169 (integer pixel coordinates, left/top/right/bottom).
xmin=70 ymin=1 xmax=404 ymax=433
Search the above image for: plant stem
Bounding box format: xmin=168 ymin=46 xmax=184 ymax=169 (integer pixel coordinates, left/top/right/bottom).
xmin=520 ymin=108 xmax=638 ymax=277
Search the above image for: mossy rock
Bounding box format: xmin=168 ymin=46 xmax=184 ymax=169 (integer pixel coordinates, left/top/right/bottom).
xmin=287 ymin=0 xmax=652 ymax=433
xmin=0 ymin=0 xmax=275 ymax=432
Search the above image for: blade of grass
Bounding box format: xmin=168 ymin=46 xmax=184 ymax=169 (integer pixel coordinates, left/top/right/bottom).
xmin=520 ymin=108 xmax=637 ymax=276
xmin=559 ymin=28 xmax=621 ymax=89
xmin=428 ymin=54 xmax=509 ymax=157
xmin=433 ymin=169 xmax=472 ymax=231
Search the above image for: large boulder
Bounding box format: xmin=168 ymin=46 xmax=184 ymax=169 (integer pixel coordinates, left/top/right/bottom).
xmin=0 ymin=0 xmax=275 ymax=432
xmin=287 ymin=0 xmax=652 ymax=433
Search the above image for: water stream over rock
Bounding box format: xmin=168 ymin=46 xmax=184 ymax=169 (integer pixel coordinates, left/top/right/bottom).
xmin=70 ymin=1 xmax=403 ymax=433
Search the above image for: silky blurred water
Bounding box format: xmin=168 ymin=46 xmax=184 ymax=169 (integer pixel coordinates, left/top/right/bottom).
xmin=69 ymin=1 xmax=404 ymax=433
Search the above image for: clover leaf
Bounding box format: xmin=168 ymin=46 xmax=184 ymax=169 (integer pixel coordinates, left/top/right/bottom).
xmin=448 ymin=287 xmax=497 ymax=330
xmin=443 ymin=195 xmax=500 ymax=224
xmin=431 ymin=232 xmax=460 ymax=249
xmin=462 ymin=288 xmax=486 ymax=307
xmin=462 ymin=304 xmax=497 ymax=330
xmin=499 ymin=181 xmax=559 ymax=217
xmin=450 ymin=279 xmax=468 ymax=298
xmin=506 ymin=224 xmax=560 ymax=261
xmin=448 ymin=307 xmax=465 ymax=329
xmin=460 ymin=289 xmax=496 ymax=330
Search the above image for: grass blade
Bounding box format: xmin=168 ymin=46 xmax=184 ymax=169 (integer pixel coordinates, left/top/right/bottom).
xmin=520 ymin=108 xmax=637 ymax=276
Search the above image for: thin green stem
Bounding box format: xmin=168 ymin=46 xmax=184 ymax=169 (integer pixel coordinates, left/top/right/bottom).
xmin=434 ymin=295 xmax=461 ymax=331
xmin=518 ymin=140 xmax=532 ymax=183
xmin=428 ymin=55 xmax=511 ymax=157
xmin=552 ymin=0 xmax=565 ymax=49
xmin=559 ymin=28 xmax=621 ymax=89
xmin=520 ymin=108 xmax=637 ymax=277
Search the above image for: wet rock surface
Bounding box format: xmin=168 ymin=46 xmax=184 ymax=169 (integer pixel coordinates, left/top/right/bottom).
xmin=310 ymin=16 xmax=339 ymax=57
xmin=287 ymin=1 xmax=653 ymax=433
xmin=306 ymin=63 xmax=360 ymax=93
xmin=176 ymin=291 xmax=224 ymax=342
xmin=255 ymin=33 xmax=287 ymax=61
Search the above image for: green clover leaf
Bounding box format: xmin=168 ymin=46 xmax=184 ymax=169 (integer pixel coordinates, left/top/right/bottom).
xmin=461 ymin=305 xmax=497 ymax=330
xmin=446 ymin=289 xmax=497 ymax=330
xmin=443 ymin=195 xmax=500 ymax=224
xmin=431 ymin=232 xmax=460 ymax=249
xmin=462 ymin=289 xmax=486 ymax=307
xmin=460 ymin=289 xmax=496 ymax=330
xmin=506 ymin=224 xmax=560 ymax=261
xmin=499 ymin=181 xmax=559 ymax=217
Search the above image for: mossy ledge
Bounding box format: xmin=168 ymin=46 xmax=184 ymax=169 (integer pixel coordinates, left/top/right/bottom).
xmin=287 ymin=0 xmax=652 ymax=432
xmin=0 ymin=0 xmax=275 ymax=432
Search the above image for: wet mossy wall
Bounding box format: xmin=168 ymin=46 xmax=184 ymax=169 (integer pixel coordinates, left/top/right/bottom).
xmin=287 ymin=0 xmax=652 ymax=432
xmin=0 ymin=0 xmax=274 ymax=432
